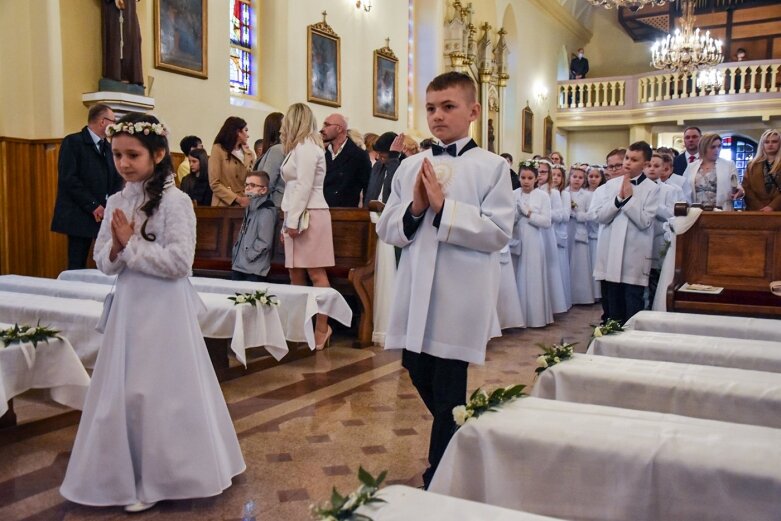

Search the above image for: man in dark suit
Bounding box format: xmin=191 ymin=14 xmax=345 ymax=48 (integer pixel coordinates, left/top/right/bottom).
xmin=672 ymin=126 xmax=702 ymax=176
xmin=51 ymin=103 xmax=123 ymax=269
xmin=366 ymin=132 xmax=405 ymax=204
xmin=321 ymin=113 xmax=372 ymax=207
xmin=570 ymin=48 xmax=589 ymax=79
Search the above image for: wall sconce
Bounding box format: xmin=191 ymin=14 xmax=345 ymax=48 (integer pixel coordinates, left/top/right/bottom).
xmin=356 ymin=0 xmax=372 ymax=12
xmin=534 ymin=83 xmax=549 ymax=105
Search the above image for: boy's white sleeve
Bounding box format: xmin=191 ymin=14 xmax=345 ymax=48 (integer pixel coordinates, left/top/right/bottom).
xmin=623 ymin=183 xmax=658 ymax=231
xmin=435 ymin=162 xmax=514 ymax=253
xmin=376 ymin=161 xmax=414 ymax=248
xmin=93 ymin=196 xmax=126 ymax=275
xmin=120 ymin=192 xmax=196 ymax=279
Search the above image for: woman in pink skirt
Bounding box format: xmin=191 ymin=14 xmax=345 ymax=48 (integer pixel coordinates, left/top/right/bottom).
xmin=280 ymin=103 xmax=335 ymax=349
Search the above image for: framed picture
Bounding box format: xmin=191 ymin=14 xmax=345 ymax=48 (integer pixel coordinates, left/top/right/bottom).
xmin=307 ymin=13 xmax=341 ymax=107
xmin=154 ymin=0 xmax=208 ymax=79
xmin=522 ymin=104 xmax=534 ymax=154
xmin=543 ymin=115 xmax=554 ymax=156
xmin=373 ymin=41 xmax=398 ymax=120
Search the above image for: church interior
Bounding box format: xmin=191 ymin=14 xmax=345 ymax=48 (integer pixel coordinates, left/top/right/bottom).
xmin=1 ymin=0 xmax=780 ymax=519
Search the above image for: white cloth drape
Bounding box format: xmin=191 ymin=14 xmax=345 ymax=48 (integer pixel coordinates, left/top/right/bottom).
xmin=371 ymin=211 xmax=397 ymax=345
xmin=430 ymin=397 xmax=781 ymax=521
xmin=652 ymin=208 xmax=702 ymax=311
xmin=0 ymin=323 xmax=90 ymax=416
xmin=587 ymin=329 xmax=781 ymax=373
xmin=625 ymin=310 xmax=781 ymax=342
xmin=531 ymin=353 xmax=781 ymax=428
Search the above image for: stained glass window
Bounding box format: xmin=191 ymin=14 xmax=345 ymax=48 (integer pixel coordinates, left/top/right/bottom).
xmin=230 ymin=0 xmax=253 ymax=95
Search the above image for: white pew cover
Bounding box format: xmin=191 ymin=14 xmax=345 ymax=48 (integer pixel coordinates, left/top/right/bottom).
xmin=587 ymin=330 xmax=781 ymax=373
xmin=625 ymin=310 xmax=781 ymax=342
xmin=531 ymin=354 xmax=781 ymax=428
xmin=430 ymin=397 xmax=781 ymax=521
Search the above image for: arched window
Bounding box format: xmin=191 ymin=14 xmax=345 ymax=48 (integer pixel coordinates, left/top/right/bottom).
xmin=230 ymin=0 xmax=254 ymax=95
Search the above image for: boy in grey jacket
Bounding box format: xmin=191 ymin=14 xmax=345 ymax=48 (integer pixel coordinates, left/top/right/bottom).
xmin=231 ymin=171 xmax=277 ymax=281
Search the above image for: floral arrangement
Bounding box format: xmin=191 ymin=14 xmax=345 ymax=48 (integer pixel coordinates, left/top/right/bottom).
xmin=311 ymin=467 xmax=387 ymax=521
xmin=534 ymin=341 xmax=576 ymax=375
xmin=0 ymin=322 xmax=61 ymax=349
xmin=228 ymin=289 xmax=279 ymax=307
xmin=571 ymin=200 xmax=578 ymax=209
xmin=518 ymin=159 xmax=538 ymax=171
xmin=452 ymin=384 xmax=526 ymax=427
xmin=106 ymin=121 xmax=168 ymax=138
xmin=591 ymin=319 xmax=624 ymax=339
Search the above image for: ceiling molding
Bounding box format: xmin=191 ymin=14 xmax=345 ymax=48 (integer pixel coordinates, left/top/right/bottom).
xmin=525 ymin=0 xmax=593 ymax=43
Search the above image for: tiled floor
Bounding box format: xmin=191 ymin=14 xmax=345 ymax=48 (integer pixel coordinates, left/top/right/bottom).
xmin=0 ymin=305 xmax=601 ymax=520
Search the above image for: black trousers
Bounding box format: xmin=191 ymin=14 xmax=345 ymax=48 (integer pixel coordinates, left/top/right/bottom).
xmin=231 ymin=270 xmax=266 ymax=282
xmin=402 ymin=350 xmax=468 ymax=488
xmin=603 ymin=281 xmax=645 ymax=324
xmin=67 ymin=235 xmax=94 ymax=270
xmin=599 ymin=280 xmax=609 ymax=324
xmin=647 ymin=268 xmax=661 ymax=310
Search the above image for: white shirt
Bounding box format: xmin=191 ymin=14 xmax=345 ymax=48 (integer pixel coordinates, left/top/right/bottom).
xmin=87 ymin=127 xmax=103 ymax=152
xmin=327 ymin=138 xmax=348 ymax=159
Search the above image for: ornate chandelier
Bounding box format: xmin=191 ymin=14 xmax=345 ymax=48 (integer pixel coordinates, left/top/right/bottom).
xmin=586 ymin=0 xmax=670 ymax=11
xmin=696 ymin=67 xmax=724 ymax=92
xmin=650 ymin=0 xmax=723 ymax=74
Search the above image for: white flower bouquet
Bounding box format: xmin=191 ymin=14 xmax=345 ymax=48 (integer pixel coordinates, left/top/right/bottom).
xmin=591 ymin=319 xmax=624 ymax=339
xmin=534 ymin=342 xmax=576 ymax=375
xmin=228 ymin=289 xmax=279 ymax=307
xmin=310 ymin=467 xmax=387 ymax=521
xmin=0 ymin=322 xmax=60 ymax=349
xmin=452 ymin=384 xmax=527 ymax=428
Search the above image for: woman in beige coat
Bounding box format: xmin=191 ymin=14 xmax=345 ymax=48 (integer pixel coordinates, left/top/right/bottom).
xmin=209 ymin=116 xmax=255 ymax=207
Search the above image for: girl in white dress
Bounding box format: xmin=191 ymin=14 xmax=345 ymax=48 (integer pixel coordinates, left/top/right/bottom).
xmin=515 ymin=164 xmax=554 ymax=328
xmin=60 ymin=114 xmax=245 ymax=513
xmin=566 ymin=166 xmax=595 ymax=305
xmin=586 ymin=166 xmax=605 ymax=300
xmin=551 ymin=165 xmax=572 ymax=310
xmin=536 ymin=161 xmax=568 ymax=314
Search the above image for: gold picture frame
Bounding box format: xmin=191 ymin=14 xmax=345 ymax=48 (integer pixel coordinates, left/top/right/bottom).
xmin=522 ymin=103 xmax=534 ymax=154
xmin=373 ymin=40 xmax=398 ymax=120
xmin=307 ymin=12 xmax=341 ymax=107
xmin=543 ymin=115 xmax=554 ymax=157
xmin=154 ymin=0 xmax=208 ymax=79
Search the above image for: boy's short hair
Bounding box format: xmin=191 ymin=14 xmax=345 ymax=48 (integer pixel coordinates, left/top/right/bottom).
xmin=426 ymin=72 xmax=477 ymax=102
xmin=500 ymin=153 xmax=513 ymax=162
xmin=247 ymin=171 xmax=270 ymax=185
xmin=652 ymin=152 xmax=673 ymax=165
xmin=628 ymin=141 xmax=653 ymax=162
xmin=179 ymin=135 xmax=202 ymax=156
xmin=606 ymin=148 xmax=626 ymax=162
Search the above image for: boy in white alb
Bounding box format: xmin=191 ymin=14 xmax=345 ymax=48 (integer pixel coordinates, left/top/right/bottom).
xmin=376 ymin=72 xmax=514 ymax=488
xmin=593 ymin=141 xmax=659 ymax=324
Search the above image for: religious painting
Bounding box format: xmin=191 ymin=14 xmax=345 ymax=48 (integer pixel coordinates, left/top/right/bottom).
xmin=543 ymin=115 xmax=554 ymax=157
xmin=307 ymin=14 xmax=341 ymax=107
xmin=373 ymin=42 xmax=398 ymax=120
xmin=522 ymin=104 xmax=534 ymax=154
xmin=154 ymin=0 xmax=208 ymax=79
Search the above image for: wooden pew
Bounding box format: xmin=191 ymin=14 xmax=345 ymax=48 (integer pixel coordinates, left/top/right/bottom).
xmin=667 ymin=204 xmax=781 ymax=318
xmin=193 ymin=206 xmax=376 ymax=347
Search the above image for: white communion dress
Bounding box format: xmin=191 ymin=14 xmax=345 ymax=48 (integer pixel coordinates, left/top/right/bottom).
xmin=514 ymin=189 xmax=554 ymax=328
xmin=536 ymin=186 xmax=568 ymax=315
xmin=567 ymin=189 xmax=595 ymax=305
xmin=60 ymin=180 xmax=245 ymax=506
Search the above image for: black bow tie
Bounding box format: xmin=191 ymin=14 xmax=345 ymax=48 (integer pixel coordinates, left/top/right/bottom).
xmin=431 ymin=143 xmax=458 ymax=157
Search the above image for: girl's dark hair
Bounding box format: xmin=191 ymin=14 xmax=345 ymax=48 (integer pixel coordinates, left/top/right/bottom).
xmin=188 ymin=148 xmax=209 ymax=178
xmin=113 ymin=113 xmax=172 ymax=242
xmin=260 ymin=112 xmax=283 ymax=159
xmin=519 ymin=164 xmax=538 ymax=177
xmin=214 ymin=116 xmax=247 ymax=152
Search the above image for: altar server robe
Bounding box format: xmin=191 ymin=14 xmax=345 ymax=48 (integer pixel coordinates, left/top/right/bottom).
xmin=652 ymin=180 xmax=685 ymax=270
xmin=376 ymin=145 xmax=514 ymax=365
xmin=593 ymin=175 xmax=659 ymax=286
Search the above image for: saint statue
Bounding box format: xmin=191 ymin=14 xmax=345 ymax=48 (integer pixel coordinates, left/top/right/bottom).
xmin=487 ymin=118 xmax=496 ymax=153
xmin=102 ymin=0 xmax=143 ymax=86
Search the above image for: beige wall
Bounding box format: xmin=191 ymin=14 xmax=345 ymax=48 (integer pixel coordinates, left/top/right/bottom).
xmin=585 ymin=7 xmax=652 ymax=78
xmin=566 ymin=128 xmax=630 ymax=166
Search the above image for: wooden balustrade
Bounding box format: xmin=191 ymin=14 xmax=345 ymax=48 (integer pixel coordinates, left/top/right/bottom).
xmin=558 ymin=59 xmax=781 ymax=111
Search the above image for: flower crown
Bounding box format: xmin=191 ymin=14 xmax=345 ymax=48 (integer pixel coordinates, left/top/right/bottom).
xmin=518 ymin=159 xmax=539 ymax=170
xmin=106 ymin=121 xmax=169 ymax=139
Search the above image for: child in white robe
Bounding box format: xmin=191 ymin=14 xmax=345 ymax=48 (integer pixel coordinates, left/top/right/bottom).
xmin=536 ymin=161 xmax=568 ymax=314
xmin=376 ymin=72 xmax=514 ymax=488
xmin=551 ymin=165 xmax=572 ymax=309
xmin=514 ymin=164 xmax=554 ymax=327
xmin=586 ymin=165 xmax=606 ymax=300
xmin=567 ymin=165 xmax=595 ymax=304
xmin=60 ymin=114 xmax=245 ymax=513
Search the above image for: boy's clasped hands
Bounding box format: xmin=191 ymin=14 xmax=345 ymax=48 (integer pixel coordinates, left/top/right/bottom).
xmin=411 ymin=158 xmax=445 ymax=217
xmin=620 ymin=171 xmax=633 ymax=200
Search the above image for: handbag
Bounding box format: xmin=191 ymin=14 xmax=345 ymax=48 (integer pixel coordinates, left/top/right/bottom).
xmin=95 ymin=275 xmax=118 ymax=333
xmin=298 ymin=209 xmax=310 ymax=232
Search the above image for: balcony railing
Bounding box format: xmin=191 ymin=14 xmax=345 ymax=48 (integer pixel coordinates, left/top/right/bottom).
xmin=557 ymin=60 xmax=781 ymax=111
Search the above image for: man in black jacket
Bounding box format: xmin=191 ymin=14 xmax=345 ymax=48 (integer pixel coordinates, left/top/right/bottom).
xmin=366 ymin=132 xmax=405 ymax=203
xmin=321 ymin=113 xmax=371 ymax=207
xmin=672 ymin=126 xmax=702 ymax=176
xmin=570 ymin=48 xmax=589 ymax=79
xmin=51 ymin=103 xmax=123 ymax=269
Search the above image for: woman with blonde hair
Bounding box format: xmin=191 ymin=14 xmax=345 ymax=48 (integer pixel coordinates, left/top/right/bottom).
xmin=743 ymin=129 xmax=781 ymax=211
xmin=280 ymin=103 xmax=335 ymax=349
xmin=682 ymin=133 xmax=743 ymax=210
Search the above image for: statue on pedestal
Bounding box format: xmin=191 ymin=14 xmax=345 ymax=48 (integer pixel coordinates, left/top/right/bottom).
xmin=101 ymin=0 xmax=144 ymax=92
